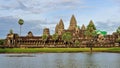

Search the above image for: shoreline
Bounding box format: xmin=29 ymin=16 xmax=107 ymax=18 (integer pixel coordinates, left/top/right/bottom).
xmin=0 ymin=52 xmax=120 ymax=54
xmin=0 ymin=48 xmax=120 ymax=53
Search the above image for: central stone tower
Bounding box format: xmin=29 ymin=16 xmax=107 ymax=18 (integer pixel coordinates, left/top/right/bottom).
xmin=68 ymin=15 xmax=77 ymax=31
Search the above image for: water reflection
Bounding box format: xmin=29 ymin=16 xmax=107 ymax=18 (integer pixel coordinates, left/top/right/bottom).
xmin=0 ymin=53 xmax=120 ymax=68
xmin=6 ymin=54 xmax=35 ymax=57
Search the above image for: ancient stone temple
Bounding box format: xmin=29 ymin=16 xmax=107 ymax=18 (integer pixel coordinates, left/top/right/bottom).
xmin=68 ymin=15 xmax=77 ymax=31
xmin=4 ymin=15 xmax=119 ymax=48
xmin=43 ymin=28 xmax=50 ymax=36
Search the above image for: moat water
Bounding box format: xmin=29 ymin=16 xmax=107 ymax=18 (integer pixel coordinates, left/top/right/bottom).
xmin=0 ymin=53 xmax=120 ymax=68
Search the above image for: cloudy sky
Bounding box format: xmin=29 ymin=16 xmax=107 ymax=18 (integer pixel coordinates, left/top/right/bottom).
xmin=0 ymin=0 xmax=120 ymax=38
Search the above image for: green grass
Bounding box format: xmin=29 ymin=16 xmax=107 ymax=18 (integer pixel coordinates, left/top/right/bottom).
xmin=0 ymin=48 xmax=120 ymax=53
xmin=93 ymin=48 xmax=120 ymax=52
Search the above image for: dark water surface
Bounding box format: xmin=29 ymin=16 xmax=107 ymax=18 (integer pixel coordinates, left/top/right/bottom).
xmin=0 ymin=52 xmax=120 ymax=68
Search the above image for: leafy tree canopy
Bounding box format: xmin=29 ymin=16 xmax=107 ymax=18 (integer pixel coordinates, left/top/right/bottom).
xmin=18 ymin=19 xmax=24 ymax=25
xmin=0 ymin=39 xmax=5 ymax=45
xmin=42 ymin=34 xmax=48 ymax=41
xmin=116 ymin=37 xmax=120 ymax=42
xmin=52 ymin=33 xmax=58 ymax=41
xmin=85 ymin=20 xmax=97 ymax=37
xmin=75 ymin=40 xmax=80 ymax=46
xmin=117 ymin=26 xmax=120 ymax=34
xmin=62 ymin=32 xmax=72 ymax=42
xmin=87 ymin=20 xmax=96 ymax=30
xmin=9 ymin=29 xmax=13 ymax=34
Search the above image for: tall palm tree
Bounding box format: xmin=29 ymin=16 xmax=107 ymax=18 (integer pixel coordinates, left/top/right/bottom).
xmin=18 ymin=19 xmax=24 ymax=36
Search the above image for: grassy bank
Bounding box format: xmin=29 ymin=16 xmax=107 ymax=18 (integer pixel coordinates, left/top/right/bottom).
xmin=0 ymin=48 xmax=120 ymax=53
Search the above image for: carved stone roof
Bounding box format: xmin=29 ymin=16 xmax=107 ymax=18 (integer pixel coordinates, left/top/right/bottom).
xmin=55 ymin=24 xmax=59 ymax=33
xmin=43 ymin=28 xmax=50 ymax=36
xmin=81 ymin=24 xmax=86 ymax=30
xmin=27 ymin=31 xmax=33 ymax=37
xmin=59 ymin=19 xmax=64 ymax=29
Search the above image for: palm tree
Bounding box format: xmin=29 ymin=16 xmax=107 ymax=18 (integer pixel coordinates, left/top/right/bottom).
xmin=18 ymin=19 xmax=24 ymax=36
xmin=52 ymin=33 xmax=58 ymax=45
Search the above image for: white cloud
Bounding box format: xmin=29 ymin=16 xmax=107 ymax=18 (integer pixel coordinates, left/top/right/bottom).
xmin=0 ymin=0 xmax=120 ymax=38
xmin=0 ymin=15 xmax=57 ymax=38
xmin=96 ymin=20 xmax=120 ymax=34
xmin=0 ymin=0 xmax=27 ymax=10
xmin=10 ymin=0 xmax=86 ymax=14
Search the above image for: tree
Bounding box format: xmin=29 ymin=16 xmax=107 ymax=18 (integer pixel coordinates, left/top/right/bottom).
xmin=85 ymin=30 xmax=91 ymax=38
xmin=0 ymin=39 xmax=5 ymax=45
xmin=42 ymin=34 xmax=48 ymax=46
xmin=85 ymin=20 xmax=96 ymax=52
xmin=116 ymin=26 xmax=120 ymax=37
xmin=18 ymin=19 xmax=24 ymax=36
xmin=75 ymin=40 xmax=80 ymax=47
xmin=116 ymin=26 xmax=120 ymax=44
xmin=85 ymin=20 xmax=96 ymax=38
xmin=9 ymin=29 xmax=13 ymax=34
xmin=116 ymin=37 xmax=120 ymax=46
xmin=52 ymin=33 xmax=58 ymax=44
xmin=62 ymin=32 xmax=72 ymax=47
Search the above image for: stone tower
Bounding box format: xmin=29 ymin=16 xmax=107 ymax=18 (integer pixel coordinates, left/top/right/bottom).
xmin=81 ymin=24 xmax=86 ymax=38
xmin=55 ymin=19 xmax=64 ymax=35
xmin=43 ymin=28 xmax=50 ymax=36
xmin=81 ymin=24 xmax=86 ymax=30
xmin=6 ymin=33 xmax=19 ymax=47
xmin=27 ymin=31 xmax=33 ymax=37
xmin=75 ymin=26 xmax=80 ymax=33
xmin=55 ymin=24 xmax=59 ymax=33
xmin=59 ymin=19 xmax=64 ymax=29
xmin=68 ymin=15 xmax=77 ymax=31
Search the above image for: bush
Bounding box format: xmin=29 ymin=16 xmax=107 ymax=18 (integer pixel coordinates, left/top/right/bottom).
xmin=0 ymin=39 xmax=5 ymax=45
xmin=75 ymin=40 xmax=80 ymax=46
xmin=116 ymin=38 xmax=120 ymax=43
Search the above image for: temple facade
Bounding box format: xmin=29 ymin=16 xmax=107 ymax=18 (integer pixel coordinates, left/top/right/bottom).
xmin=4 ymin=15 xmax=120 ymax=48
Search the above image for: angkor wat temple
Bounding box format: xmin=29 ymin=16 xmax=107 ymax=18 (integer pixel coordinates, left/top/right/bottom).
xmin=4 ymin=15 xmax=120 ymax=48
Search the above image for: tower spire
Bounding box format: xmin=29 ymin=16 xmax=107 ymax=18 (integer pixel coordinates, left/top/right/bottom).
xmin=68 ymin=15 xmax=77 ymax=30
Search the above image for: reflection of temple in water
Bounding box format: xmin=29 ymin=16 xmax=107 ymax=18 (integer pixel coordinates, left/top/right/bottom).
xmin=4 ymin=15 xmax=119 ymax=48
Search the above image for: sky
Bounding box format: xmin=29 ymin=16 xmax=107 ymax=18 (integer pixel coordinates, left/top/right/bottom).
xmin=0 ymin=0 xmax=120 ymax=39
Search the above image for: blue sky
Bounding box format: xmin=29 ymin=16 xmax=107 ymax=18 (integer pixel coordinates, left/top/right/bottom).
xmin=0 ymin=0 xmax=120 ymax=38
